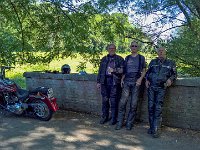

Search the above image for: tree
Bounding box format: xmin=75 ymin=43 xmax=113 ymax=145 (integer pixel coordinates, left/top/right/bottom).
xmin=166 ymin=19 xmax=200 ymax=76
xmin=95 ymin=0 xmax=200 ymax=76
xmin=0 ymin=0 xmax=145 ymax=71
xmin=2 ymin=0 xmax=199 ymax=75
xmin=96 ymin=0 xmax=199 ymax=38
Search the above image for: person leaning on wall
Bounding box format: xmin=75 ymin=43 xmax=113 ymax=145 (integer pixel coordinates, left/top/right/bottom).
xmin=145 ymin=47 xmax=177 ymax=138
xmin=97 ymin=43 xmax=124 ymax=125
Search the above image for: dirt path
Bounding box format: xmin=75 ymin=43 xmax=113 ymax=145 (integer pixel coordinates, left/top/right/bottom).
xmin=0 ymin=110 xmax=200 ymax=150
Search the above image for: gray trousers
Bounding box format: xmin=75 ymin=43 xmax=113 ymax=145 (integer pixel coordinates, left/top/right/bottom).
xmin=117 ymin=80 xmax=140 ymax=126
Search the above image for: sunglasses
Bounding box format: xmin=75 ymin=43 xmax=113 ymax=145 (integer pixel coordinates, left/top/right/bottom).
xmin=131 ymin=45 xmax=138 ymax=47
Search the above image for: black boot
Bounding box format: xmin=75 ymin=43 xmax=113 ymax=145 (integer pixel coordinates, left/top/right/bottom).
xmin=147 ymin=128 xmax=153 ymax=134
xmin=126 ymin=123 xmax=132 ymax=130
xmin=109 ymin=118 xmax=117 ymax=125
xmin=99 ymin=117 xmax=108 ymax=124
xmin=152 ymin=128 xmax=161 ymax=138
xmin=115 ymin=122 xmax=122 ymax=130
xmin=152 ymin=118 xmax=162 ymax=138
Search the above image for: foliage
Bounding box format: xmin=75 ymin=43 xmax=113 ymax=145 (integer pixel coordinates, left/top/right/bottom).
xmin=95 ymin=0 xmax=200 ymax=38
xmin=1 ymin=0 xmax=200 ymax=76
xmin=166 ymin=19 xmax=200 ymax=76
xmin=0 ymin=0 xmax=145 ymax=70
xmin=95 ymin=0 xmax=200 ymax=76
xmin=6 ymin=50 xmax=151 ymax=88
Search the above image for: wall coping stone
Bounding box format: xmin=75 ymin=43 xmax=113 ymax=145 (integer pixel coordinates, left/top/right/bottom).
xmin=23 ymin=72 xmax=97 ymax=81
xmin=23 ymin=72 xmax=200 ymax=87
xmin=175 ymin=77 xmax=200 ymax=87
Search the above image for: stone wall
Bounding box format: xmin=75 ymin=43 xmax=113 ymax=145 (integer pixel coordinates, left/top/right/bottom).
xmin=24 ymin=72 xmax=200 ymax=130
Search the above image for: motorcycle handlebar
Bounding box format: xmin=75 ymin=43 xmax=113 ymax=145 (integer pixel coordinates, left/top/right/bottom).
xmin=0 ymin=66 xmax=15 ymax=79
xmin=1 ymin=66 xmax=15 ymax=70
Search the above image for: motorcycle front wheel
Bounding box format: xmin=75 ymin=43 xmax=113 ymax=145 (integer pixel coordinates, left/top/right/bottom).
xmin=33 ymin=100 xmax=53 ymax=121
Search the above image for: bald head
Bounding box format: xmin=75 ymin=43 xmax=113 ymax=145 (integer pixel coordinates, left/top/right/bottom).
xmin=157 ymin=47 xmax=166 ymax=59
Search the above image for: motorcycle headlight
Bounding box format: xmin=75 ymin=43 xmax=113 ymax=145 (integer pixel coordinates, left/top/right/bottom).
xmin=47 ymin=88 xmax=54 ymax=98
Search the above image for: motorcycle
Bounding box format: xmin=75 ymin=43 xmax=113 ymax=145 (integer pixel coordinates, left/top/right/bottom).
xmin=0 ymin=66 xmax=58 ymax=121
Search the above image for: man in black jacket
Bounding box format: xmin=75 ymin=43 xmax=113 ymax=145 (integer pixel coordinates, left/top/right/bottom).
xmin=97 ymin=44 xmax=124 ymax=125
xmin=145 ymin=47 xmax=177 ymax=138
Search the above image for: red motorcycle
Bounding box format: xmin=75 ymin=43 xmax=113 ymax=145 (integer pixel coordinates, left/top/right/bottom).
xmin=0 ymin=66 xmax=58 ymax=121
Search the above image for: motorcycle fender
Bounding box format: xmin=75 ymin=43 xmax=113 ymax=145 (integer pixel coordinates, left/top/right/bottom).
xmin=41 ymin=97 xmax=59 ymax=112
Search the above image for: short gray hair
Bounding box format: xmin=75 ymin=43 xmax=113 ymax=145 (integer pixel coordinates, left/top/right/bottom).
xmin=156 ymin=47 xmax=166 ymax=52
xmin=106 ymin=43 xmax=116 ymax=50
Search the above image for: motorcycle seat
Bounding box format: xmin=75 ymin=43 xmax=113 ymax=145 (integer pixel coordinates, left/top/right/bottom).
xmin=17 ymin=89 xmax=29 ymax=101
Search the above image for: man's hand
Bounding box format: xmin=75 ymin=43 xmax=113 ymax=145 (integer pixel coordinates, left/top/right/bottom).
xmin=107 ymin=67 xmax=114 ymax=74
xmin=97 ymin=83 xmax=101 ymax=90
xmin=115 ymin=67 xmax=123 ymax=74
xmin=166 ymin=79 xmax=172 ymax=87
xmin=136 ymin=77 xmax=142 ymax=86
xmin=145 ymin=80 xmax=150 ymax=88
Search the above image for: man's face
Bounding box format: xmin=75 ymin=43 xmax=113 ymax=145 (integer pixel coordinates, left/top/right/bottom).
xmin=107 ymin=44 xmax=116 ymax=55
xmin=157 ymin=47 xmax=166 ymax=59
xmin=130 ymin=42 xmax=139 ymax=53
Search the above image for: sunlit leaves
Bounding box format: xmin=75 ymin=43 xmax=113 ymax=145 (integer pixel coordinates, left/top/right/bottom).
xmin=166 ymin=19 xmax=200 ymax=76
xmin=0 ymin=0 xmax=145 ymax=71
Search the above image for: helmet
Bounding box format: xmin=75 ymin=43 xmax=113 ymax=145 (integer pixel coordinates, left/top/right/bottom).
xmin=61 ymin=64 xmax=71 ymax=74
xmin=79 ymin=71 xmax=87 ymax=75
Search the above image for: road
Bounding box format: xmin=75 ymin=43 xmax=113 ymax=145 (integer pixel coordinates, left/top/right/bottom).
xmin=0 ymin=110 xmax=200 ymax=150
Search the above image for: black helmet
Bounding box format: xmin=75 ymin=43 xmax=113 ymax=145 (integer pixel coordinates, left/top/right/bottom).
xmin=61 ymin=64 xmax=71 ymax=74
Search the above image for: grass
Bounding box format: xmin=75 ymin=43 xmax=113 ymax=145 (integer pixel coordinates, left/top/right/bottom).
xmin=6 ymin=52 xmax=153 ymax=88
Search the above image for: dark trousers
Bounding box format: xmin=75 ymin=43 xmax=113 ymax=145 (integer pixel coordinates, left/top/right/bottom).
xmin=101 ymin=78 xmax=120 ymax=121
xmin=148 ymin=86 xmax=166 ymax=131
xmin=117 ymin=81 xmax=140 ymax=126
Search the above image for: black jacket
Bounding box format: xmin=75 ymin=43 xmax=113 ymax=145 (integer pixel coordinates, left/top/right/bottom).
xmin=146 ymin=58 xmax=177 ymax=87
xmin=97 ymin=54 xmax=124 ymax=85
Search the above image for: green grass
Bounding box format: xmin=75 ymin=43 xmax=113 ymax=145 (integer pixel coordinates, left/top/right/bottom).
xmin=6 ymin=54 xmax=96 ymax=88
xmin=6 ymin=52 xmax=153 ymax=88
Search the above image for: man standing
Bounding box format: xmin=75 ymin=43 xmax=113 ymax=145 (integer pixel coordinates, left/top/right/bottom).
xmin=145 ymin=47 xmax=177 ymax=138
xmin=97 ymin=44 xmax=124 ymax=125
xmin=115 ymin=41 xmax=146 ymax=130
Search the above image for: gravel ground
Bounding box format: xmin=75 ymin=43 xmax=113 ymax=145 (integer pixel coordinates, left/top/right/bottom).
xmin=0 ymin=110 xmax=200 ymax=150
